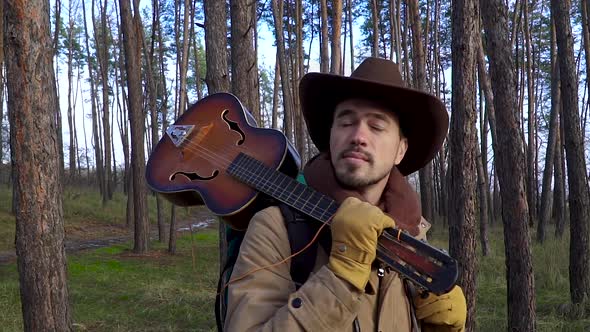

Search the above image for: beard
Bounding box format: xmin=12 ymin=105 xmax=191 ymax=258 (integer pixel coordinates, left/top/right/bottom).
xmin=333 ymin=158 xmax=391 ymax=189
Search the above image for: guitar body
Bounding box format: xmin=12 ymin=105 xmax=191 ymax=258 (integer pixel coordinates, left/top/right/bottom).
xmin=145 ymin=93 xmax=301 ymax=230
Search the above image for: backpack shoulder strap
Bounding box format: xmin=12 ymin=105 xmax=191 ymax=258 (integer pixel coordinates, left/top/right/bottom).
xmin=278 ymin=203 xmax=331 ymax=290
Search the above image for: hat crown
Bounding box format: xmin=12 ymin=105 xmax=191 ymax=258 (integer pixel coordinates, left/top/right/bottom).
xmin=350 ymin=57 xmax=406 ymax=88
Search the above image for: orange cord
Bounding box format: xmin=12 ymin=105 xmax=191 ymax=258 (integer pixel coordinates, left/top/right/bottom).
xmin=217 ymin=218 xmax=331 ymax=295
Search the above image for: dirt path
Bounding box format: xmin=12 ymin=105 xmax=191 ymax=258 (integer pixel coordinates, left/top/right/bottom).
xmin=0 ymin=209 xmax=218 ymax=265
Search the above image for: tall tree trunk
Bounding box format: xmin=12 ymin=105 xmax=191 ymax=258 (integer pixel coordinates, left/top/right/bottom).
xmin=523 ymin=0 xmax=537 ymax=228
xmin=178 ymin=0 xmax=191 ymax=114
xmin=272 ymin=52 xmax=280 ymax=130
xmin=409 ymin=0 xmax=435 ymax=223
xmin=94 ymin=0 xmax=113 ymax=203
xmin=330 ymin=0 xmax=343 ymax=74
xmin=320 ymin=0 xmax=329 ymax=73
xmin=66 ymin=13 xmax=76 ymax=181
xmin=551 ymin=0 xmax=590 ymax=304
xmin=204 ymin=0 xmax=230 ymax=94
xmin=477 ymin=28 xmax=497 ymax=226
xmin=120 ymin=0 xmax=149 ymax=254
xmin=81 ymin=0 xmax=104 ymax=193
xmin=4 ymin=0 xmax=72 ymax=329
xmin=204 ymin=0 xmax=230 ymax=280
xmin=272 ymin=0 xmax=295 ymax=141
xmin=230 ymin=0 xmax=259 ymax=121
xmin=554 ymin=120 xmax=566 ymax=238
xmin=480 ymin=1 xmax=536 ymax=330
xmin=371 ymin=0 xmax=379 ymax=57
xmin=347 ymin=0 xmax=354 ymax=72
xmin=146 ymin=0 xmax=165 ymax=242
xmin=476 ymin=139 xmax=490 ymax=256
xmin=449 ymin=0 xmax=479 ymax=330
xmin=538 ymin=21 xmax=560 ymax=244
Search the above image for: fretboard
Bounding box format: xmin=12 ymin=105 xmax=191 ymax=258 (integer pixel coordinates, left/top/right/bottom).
xmin=227 ymin=152 xmax=339 ymax=223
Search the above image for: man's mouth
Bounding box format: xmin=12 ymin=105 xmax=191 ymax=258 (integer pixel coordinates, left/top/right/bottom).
xmin=341 ymin=150 xmax=371 ymax=162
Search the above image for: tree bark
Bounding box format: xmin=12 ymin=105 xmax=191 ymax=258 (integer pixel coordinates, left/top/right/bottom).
xmin=66 ymin=12 xmax=76 ymax=181
xmin=145 ymin=0 xmax=165 ymax=242
xmin=449 ymin=0 xmax=479 ymax=330
xmin=371 ymin=0 xmax=379 ymax=57
xmin=320 ymin=0 xmax=329 ymax=73
xmin=204 ymin=0 xmax=230 ymax=94
xmin=480 ymin=1 xmax=536 ymax=330
xmin=93 ymin=0 xmax=113 ymax=203
xmin=204 ymin=0 xmax=230 ymax=278
xmin=272 ymin=0 xmax=295 ymax=142
xmin=81 ymin=0 xmax=104 ymax=192
xmin=230 ymin=0 xmax=260 ymax=121
xmin=330 ymin=0 xmax=343 ymax=74
xmin=120 ymin=0 xmax=149 ymax=254
xmin=408 ymin=0 xmax=435 ymax=223
xmin=538 ymin=20 xmax=560 ymax=244
xmin=553 ymin=121 xmax=566 ymax=238
xmin=4 ymin=0 xmax=72 ymax=329
xmin=551 ymin=0 xmax=590 ymax=304
xmin=523 ymin=0 xmax=537 ymax=228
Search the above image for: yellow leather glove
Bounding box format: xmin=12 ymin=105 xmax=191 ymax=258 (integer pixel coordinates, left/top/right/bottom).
xmin=328 ymin=197 xmax=395 ymax=291
xmin=414 ymin=286 xmax=467 ymax=332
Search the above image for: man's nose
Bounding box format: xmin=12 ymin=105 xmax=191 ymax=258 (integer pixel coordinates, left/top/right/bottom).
xmin=349 ymin=124 xmax=368 ymax=146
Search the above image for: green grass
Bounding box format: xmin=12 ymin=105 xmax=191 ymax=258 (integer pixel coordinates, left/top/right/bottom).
xmin=0 ymin=186 xmax=193 ymax=252
xmin=0 ymin=231 xmax=220 ymax=332
xmin=429 ymin=225 xmax=590 ymax=331
xmin=2 ymin=186 xmax=590 ymax=331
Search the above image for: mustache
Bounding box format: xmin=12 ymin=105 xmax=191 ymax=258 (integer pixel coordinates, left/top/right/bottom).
xmin=339 ymin=148 xmax=373 ymax=163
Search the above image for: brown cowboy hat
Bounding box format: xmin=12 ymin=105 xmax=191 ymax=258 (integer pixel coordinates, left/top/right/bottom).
xmin=299 ymin=57 xmax=449 ymax=175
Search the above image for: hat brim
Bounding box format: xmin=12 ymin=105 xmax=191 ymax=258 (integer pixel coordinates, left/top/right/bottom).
xmin=300 ymin=72 xmax=449 ymax=175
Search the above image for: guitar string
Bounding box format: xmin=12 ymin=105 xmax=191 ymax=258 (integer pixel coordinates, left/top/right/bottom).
xmin=161 ymin=132 xmax=437 ymax=295
xmin=164 ymin=133 xmax=335 ymax=290
xmin=176 ymin=134 xmax=335 ymax=221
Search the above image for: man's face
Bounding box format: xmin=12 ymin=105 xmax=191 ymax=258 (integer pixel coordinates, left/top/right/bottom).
xmin=329 ymin=99 xmax=408 ymax=189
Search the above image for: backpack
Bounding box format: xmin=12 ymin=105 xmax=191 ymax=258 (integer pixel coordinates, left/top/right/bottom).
xmin=214 ymin=184 xmax=332 ymax=331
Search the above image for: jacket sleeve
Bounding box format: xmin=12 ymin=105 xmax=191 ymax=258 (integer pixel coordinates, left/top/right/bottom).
xmin=224 ymin=207 xmax=364 ymax=332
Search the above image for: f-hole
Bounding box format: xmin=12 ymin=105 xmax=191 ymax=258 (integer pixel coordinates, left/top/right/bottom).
xmin=222 ymin=109 xmax=246 ymax=145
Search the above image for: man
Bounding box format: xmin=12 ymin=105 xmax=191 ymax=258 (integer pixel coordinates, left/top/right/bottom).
xmin=224 ymin=57 xmax=466 ymax=331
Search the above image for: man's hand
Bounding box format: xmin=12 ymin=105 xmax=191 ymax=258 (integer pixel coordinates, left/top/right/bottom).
xmin=414 ymin=285 xmax=467 ymax=332
xmin=328 ymin=197 xmax=395 ymax=291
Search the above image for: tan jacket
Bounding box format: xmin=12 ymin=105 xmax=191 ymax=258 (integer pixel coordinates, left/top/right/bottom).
xmin=225 ymin=206 xmax=431 ymax=332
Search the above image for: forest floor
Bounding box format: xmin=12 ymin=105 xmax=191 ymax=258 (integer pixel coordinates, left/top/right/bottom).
xmin=0 ymin=186 xmax=217 ymax=264
xmin=0 ymin=206 xmax=217 ymax=264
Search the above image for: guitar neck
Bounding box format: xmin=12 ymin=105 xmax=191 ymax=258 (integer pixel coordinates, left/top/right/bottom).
xmin=227 ymin=152 xmax=458 ymax=294
xmin=227 ymin=152 xmax=339 ymax=223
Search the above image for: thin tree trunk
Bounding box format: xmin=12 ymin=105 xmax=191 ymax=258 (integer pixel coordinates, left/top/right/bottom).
xmin=230 ymin=0 xmax=259 ymax=121
xmin=272 ymin=0 xmax=295 ymax=141
xmin=330 ymin=0 xmax=343 ymax=74
xmin=449 ymin=1 xmax=479 ymax=330
xmin=523 ymin=0 xmax=537 ymax=228
xmin=272 ymin=52 xmax=280 ymax=130
xmin=67 ymin=12 xmax=76 ymax=181
xmin=554 ymin=120 xmax=566 ymax=238
xmin=480 ymin=1 xmax=536 ymax=330
xmin=145 ymin=0 xmax=165 ymax=242
xmin=551 ymin=0 xmax=590 ymax=304
xmin=120 ymin=0 xmax=149 ymax=254
xmin=204 ymin=0 xmax=230 ymax=277
xmin=81 ymin=0 xmax=104 ymax=192
xmin=409 ymin=0 xmax=435 ymax=223
xmin=5 ymin=0 xmax=72 ymax=329
xmin=320 ymin=0 xmax=329 ymax=73
xmin=348 ymin=0 xmax=354 ymax=72
xmin=93 ymin=0 xmax=113 ymax=203
xmin=538 ymin=20 xmax=560 ymax=244
xmin=371 ymin=0 xmax=379 ymax=57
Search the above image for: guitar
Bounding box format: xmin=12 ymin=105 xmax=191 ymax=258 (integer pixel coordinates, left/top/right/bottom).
xmin=146 ymin=92 xmax=458 ymax=294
